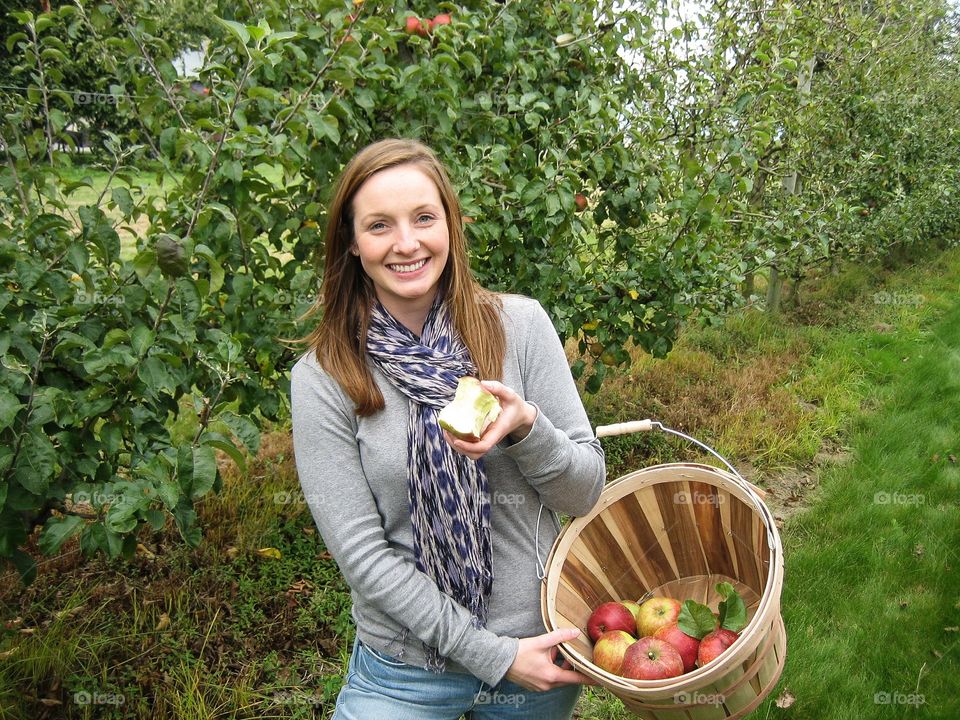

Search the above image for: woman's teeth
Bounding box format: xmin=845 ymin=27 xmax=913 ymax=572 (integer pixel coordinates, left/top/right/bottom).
xmin=389 ymin=259 xmax=427 ymax=273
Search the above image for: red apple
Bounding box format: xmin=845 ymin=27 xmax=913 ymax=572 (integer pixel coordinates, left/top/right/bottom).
xmin=636 ymin=596 xmax=681 ymax=638
xmin=653 ymin=622 xmax=700 ymax=674
xmin=620 ymin=636 xmax=684 ymax=680
xmin=574 ymin=193 xmax=588 ymax=211
xmin=404 ymin=16 xmax=429 ymax=36
xmin=591 ymin=629 xmax=635 ymax=674
xmin=587 ymin=601 xmax=637 ymax=642
xmin=697 ymin=628 xmax=739 ymax=668
xmin=432 ymin=13 xmax=452 ymax=27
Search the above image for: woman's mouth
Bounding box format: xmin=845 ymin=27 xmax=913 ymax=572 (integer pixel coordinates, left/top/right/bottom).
xmin=388 ymin=258 xmax=428 ymax=274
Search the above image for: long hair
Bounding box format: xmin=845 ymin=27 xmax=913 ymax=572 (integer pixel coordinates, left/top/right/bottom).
xmin=298 ymin=138 xmax=505 ymax=416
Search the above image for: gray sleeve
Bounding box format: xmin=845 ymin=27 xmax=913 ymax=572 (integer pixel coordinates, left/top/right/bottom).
xmin=290 ymin=358 xmax=519 ymax=686
xmin=502 ymin=301 xmax=606 ymax=517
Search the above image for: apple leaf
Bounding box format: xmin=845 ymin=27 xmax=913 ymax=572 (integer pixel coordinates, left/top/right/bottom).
xmin=678 ymin=599 xmax=718 ymax=639
xmin=716 ymin=582 xmax=747 ymax=632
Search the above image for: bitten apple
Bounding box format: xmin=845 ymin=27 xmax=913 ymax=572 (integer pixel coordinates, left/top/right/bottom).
xmin=636 ymin=596 xmax=681 ymax=638
xmin=591 ymin=630 xmax=635 ymax=674
xmin=438 ymin=377 xmax=502 ymax=442
xmin=587 ymin=601 xmax=637 ymax=642
xmin=620 ymin=637 xmax=684 ymax=680
xmin=697 ymin=628 xmax=739 ymax=667
xmin=653 ymin=622 xmax=700 ymax=674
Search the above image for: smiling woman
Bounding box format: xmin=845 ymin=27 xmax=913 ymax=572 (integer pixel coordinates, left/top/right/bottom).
xmin=290 ymin=138 xmax=606 ymax=719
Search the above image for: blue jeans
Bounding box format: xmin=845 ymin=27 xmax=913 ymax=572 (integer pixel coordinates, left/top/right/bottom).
xmin=332 ymin=638 xmax=581 ymax=720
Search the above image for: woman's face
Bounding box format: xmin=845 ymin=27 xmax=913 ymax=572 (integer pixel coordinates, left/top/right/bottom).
xmin=350 ymin=163 xmax=450 ymax=331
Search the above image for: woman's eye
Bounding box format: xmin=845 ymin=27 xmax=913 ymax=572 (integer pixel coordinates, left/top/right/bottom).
xmin=417 ymin=214 xmax=434 ymax=223
xmin=369 ymin=221 xmax=386 ymax=231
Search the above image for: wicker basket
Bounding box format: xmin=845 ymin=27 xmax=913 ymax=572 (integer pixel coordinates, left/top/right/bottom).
xmin=541 ymin=421 xmax=787 ymax=719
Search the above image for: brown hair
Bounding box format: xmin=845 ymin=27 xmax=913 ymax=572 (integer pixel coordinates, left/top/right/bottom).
xmin=298 ymin=138 xmax=505 ymax=416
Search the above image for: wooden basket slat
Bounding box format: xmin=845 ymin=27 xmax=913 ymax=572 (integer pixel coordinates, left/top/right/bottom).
xmin=654 ymin=482 xmax=711 ymax=578
xmin=631 ymin=488 xmax=682 ymax=581
xmin=729 ymin=499 xmax=763 ymax=593
xmin=689 ymin=483 xmax=739 ymax=579
xmin=600 ymin=505 xmax=660 ymax=594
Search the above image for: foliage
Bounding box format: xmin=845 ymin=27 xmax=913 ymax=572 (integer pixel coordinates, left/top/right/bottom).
xmin=1 ymin=0 xmax=959 ymax=572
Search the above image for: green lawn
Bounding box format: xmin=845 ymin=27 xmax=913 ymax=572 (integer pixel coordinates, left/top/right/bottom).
xmin=1 ymin=249 xmax=959 ymax=719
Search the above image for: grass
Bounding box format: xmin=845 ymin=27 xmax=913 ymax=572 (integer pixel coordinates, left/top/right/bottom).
xmin=1 ymin=247 xmax=959 ymax=718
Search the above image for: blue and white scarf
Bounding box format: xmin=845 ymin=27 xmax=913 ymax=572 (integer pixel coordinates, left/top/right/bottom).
xmin=365 ymin=295 xmax=494 ymax=671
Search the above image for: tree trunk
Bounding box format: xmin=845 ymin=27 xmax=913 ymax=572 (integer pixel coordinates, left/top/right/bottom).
xmin=766 ymin=266 xmax=782 ymax=314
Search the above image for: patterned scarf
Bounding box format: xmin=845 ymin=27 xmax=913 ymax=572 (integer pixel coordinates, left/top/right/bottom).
xmin=365 ymin=295 xmax=494 ymax=671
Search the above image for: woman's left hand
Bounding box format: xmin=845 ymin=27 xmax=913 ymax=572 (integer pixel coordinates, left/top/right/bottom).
xmin=442 ymin=380 xmax=537 ymax=460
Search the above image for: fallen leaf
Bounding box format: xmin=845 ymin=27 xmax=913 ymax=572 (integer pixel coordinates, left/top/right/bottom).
xmin=302 ymin=527 xmax=316 ymax=536
xmin=256 ymin=547 xmax=282 ymax=560
xmin=775 ymin=689 xmax=796 ymax=708
xmin=155 ymin=613 xmax=170 ymax=631
xmin=136 ymin=543 xmax=156 ymax=559
xmin=899 ymin=600 xmax=909 ymax=609
xmin=318 ymin=550 xmax=332 ymax=560
xmin=0 ymin=648 xmax=16 ymax=659
xmin=932 ymin=453 xmax=941 ymax=463
xmin=932 ymin=649 xmax=943 ymax=658
xmin=225 ymin=546 xmax=240 ymax=560
xmin=945 ymin=626 xmax=959 ymax=633
xmin=950 ymin=454 xmax=957 ymax=464
xmin=914 ymin=544 xmax=925 ymax=558
xmin=38 ymin=699 xmax=62 ymax=707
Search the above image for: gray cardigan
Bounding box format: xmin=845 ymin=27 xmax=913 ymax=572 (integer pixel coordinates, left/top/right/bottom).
xmin=290 ymin=294 xmax=605 ymax=687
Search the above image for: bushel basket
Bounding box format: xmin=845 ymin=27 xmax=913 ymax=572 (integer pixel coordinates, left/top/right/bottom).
xmin=541 ymin=420 xmax=787 ymax=719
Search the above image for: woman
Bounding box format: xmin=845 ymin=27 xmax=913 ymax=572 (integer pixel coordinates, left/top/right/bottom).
xmin=291 ymin=138 xmax=605 ymax=719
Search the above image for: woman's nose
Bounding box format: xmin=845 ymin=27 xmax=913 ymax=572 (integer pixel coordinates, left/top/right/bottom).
xmin=393 ymin=224 xmax=420 ymax=254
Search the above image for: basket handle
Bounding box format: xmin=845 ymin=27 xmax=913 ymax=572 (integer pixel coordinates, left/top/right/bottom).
xmin=595 ymin=419 xmax=769 ymax=502
xmin=596 ymin=419 xmax=655 ymax=437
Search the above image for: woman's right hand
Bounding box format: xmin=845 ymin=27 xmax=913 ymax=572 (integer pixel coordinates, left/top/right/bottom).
xmin=504 ymin=627 xmax=598 ymax=692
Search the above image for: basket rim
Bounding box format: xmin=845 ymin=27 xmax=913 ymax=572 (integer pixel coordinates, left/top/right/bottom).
xmin=541 ymin=461 xmax=785 ymax=691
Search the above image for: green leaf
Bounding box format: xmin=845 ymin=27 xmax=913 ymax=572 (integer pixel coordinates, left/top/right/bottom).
xmin=138 ymin=356 xmax=176 ymax=395
xmin=12 ymin=429 xmax=57 ymax=494
xmin=38 ymin=515 xmax=84 ymax=555
xmin=0 ymin=387 xmax=23 ymax=431
xmin=111 ymin=187 xmax=134 ymax=216
xmin=216 ymin=17 xmax=250 ymax=45
xmin=191 ymin=444 xmax=217 ymax=500
xmin=173 ymin=499 xmax=201 ymax=547
xmin=144 ymin=508 xmax=166 ymax=531
xmin=130 ymin=325 xmax=155 ymax=357
xmin=218 ymin=411 xmax=260 ymax=454
xmin=716 ymin=582 xmax=747 ymax=631
xmin=678 ymin=599 xmax=718 ymax=639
